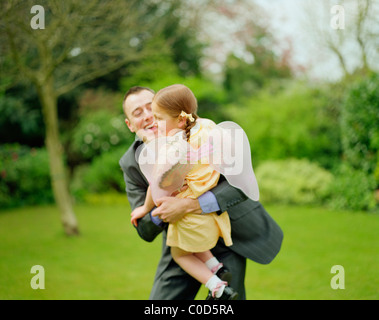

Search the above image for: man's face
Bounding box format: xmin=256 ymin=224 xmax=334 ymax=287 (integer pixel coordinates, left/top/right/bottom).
xmin=124 ymin=90 xmax=157 ymax=142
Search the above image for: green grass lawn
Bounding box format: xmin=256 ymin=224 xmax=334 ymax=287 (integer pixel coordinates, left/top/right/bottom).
xmin=0 ymin=200 xmax=378 ymax=300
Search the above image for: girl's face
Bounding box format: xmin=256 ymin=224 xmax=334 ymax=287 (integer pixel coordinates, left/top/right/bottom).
xmin=152 ymin=102 xmax=185 ymax=136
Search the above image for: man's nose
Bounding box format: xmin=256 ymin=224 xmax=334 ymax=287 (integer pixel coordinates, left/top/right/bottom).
xmin=143 ymin=109 xmax=153 ymax=121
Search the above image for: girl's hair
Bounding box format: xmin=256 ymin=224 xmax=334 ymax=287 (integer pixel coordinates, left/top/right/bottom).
xmin=153 ymin=84 xmax=198 ymax=141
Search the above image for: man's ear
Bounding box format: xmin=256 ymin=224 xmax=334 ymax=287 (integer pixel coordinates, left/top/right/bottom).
xmin=125 ymin=118 xmax=135 ymax=133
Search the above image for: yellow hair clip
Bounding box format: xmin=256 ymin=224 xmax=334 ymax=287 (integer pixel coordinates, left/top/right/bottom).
xmin=180 ymin=110 xmax=195 ymax=122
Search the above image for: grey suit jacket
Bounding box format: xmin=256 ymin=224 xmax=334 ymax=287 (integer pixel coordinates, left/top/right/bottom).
xmin=119 ymin=140 xmax=283 ymax=265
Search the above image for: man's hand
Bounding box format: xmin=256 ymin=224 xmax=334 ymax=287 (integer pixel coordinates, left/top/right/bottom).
xmin=152 ymin=197 xmax=202 ymax=224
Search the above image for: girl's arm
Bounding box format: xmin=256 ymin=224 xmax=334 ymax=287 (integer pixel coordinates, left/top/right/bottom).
xmin=144 ymin=186 xmax=155 ymax=212
xmin=130 ymin=186 xmax=155 ymax=227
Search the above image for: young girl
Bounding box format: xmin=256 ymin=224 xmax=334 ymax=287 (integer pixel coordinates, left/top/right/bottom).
xmin=131 ymin=84 xmax=238 ymax=300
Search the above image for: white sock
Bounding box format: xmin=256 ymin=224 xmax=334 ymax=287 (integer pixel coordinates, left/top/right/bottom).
xmin=205 ymin=257 xmax=222 ymax=273
xmin=205 ymin=275 xmax=226 ymax=298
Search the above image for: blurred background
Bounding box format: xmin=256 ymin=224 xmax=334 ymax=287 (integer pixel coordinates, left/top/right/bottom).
xmin=0 ymin=0 xmax=378 ymax=300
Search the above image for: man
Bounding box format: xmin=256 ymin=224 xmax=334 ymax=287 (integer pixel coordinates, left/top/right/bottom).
xmin=119 ymin=86 xmax=283 ymax=300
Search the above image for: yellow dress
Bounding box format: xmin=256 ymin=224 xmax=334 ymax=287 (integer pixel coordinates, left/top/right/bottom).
xmin=166 ymin=118 xmax=233 ymax=252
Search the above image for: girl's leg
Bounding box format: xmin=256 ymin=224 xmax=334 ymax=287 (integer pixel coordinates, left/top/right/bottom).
xmin=171 ymin=247 xmax=229 ymax=299
xmin=171 ymin=247 xmax=213 ymax=284
xmin=194 ymin=251 xmax=213 ymax=263
xmin=195 ymin=251 xmax=225 ymax=275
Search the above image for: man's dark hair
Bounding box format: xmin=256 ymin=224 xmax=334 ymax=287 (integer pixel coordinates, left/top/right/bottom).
xmin=123 ymin=86 xmax=155 ymax=104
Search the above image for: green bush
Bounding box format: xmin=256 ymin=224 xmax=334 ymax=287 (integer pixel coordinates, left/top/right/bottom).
xmin=77 ymin=88 xmax=123 ymax=116
xmin=0 ymin=144 xmax=53 ymax=208
xmin=71 ymin=145 xmax=127 ymax=199
xmin=0 ymin=94 xmax=44 ymax=145
xmin=71 ymin=110 xmax=133 ymax=161
xmin=255 ymin=158 xmax=333 ymax=205
xmin=341 ymin=73 xmax=379 ymax=180
xmin=327 ymin=164 xmax=377 ymax=212
xmin=228 ymin=82 xmax=342 ymax=169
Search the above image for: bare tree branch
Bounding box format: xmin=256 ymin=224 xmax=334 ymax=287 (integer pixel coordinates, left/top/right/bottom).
xmin=55 ymin=54 xmax=141 ymax=97
xmin=3 ymin=27 xmax=37 ymax=83
xmin=302 ymin=0 xmax=378 ymax=77
xmin=355 ymin=0 xmax=371 ymax=70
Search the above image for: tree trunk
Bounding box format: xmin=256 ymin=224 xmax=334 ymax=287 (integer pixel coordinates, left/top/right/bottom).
xmin=37 ymin=78 xmax=80 ymax=236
